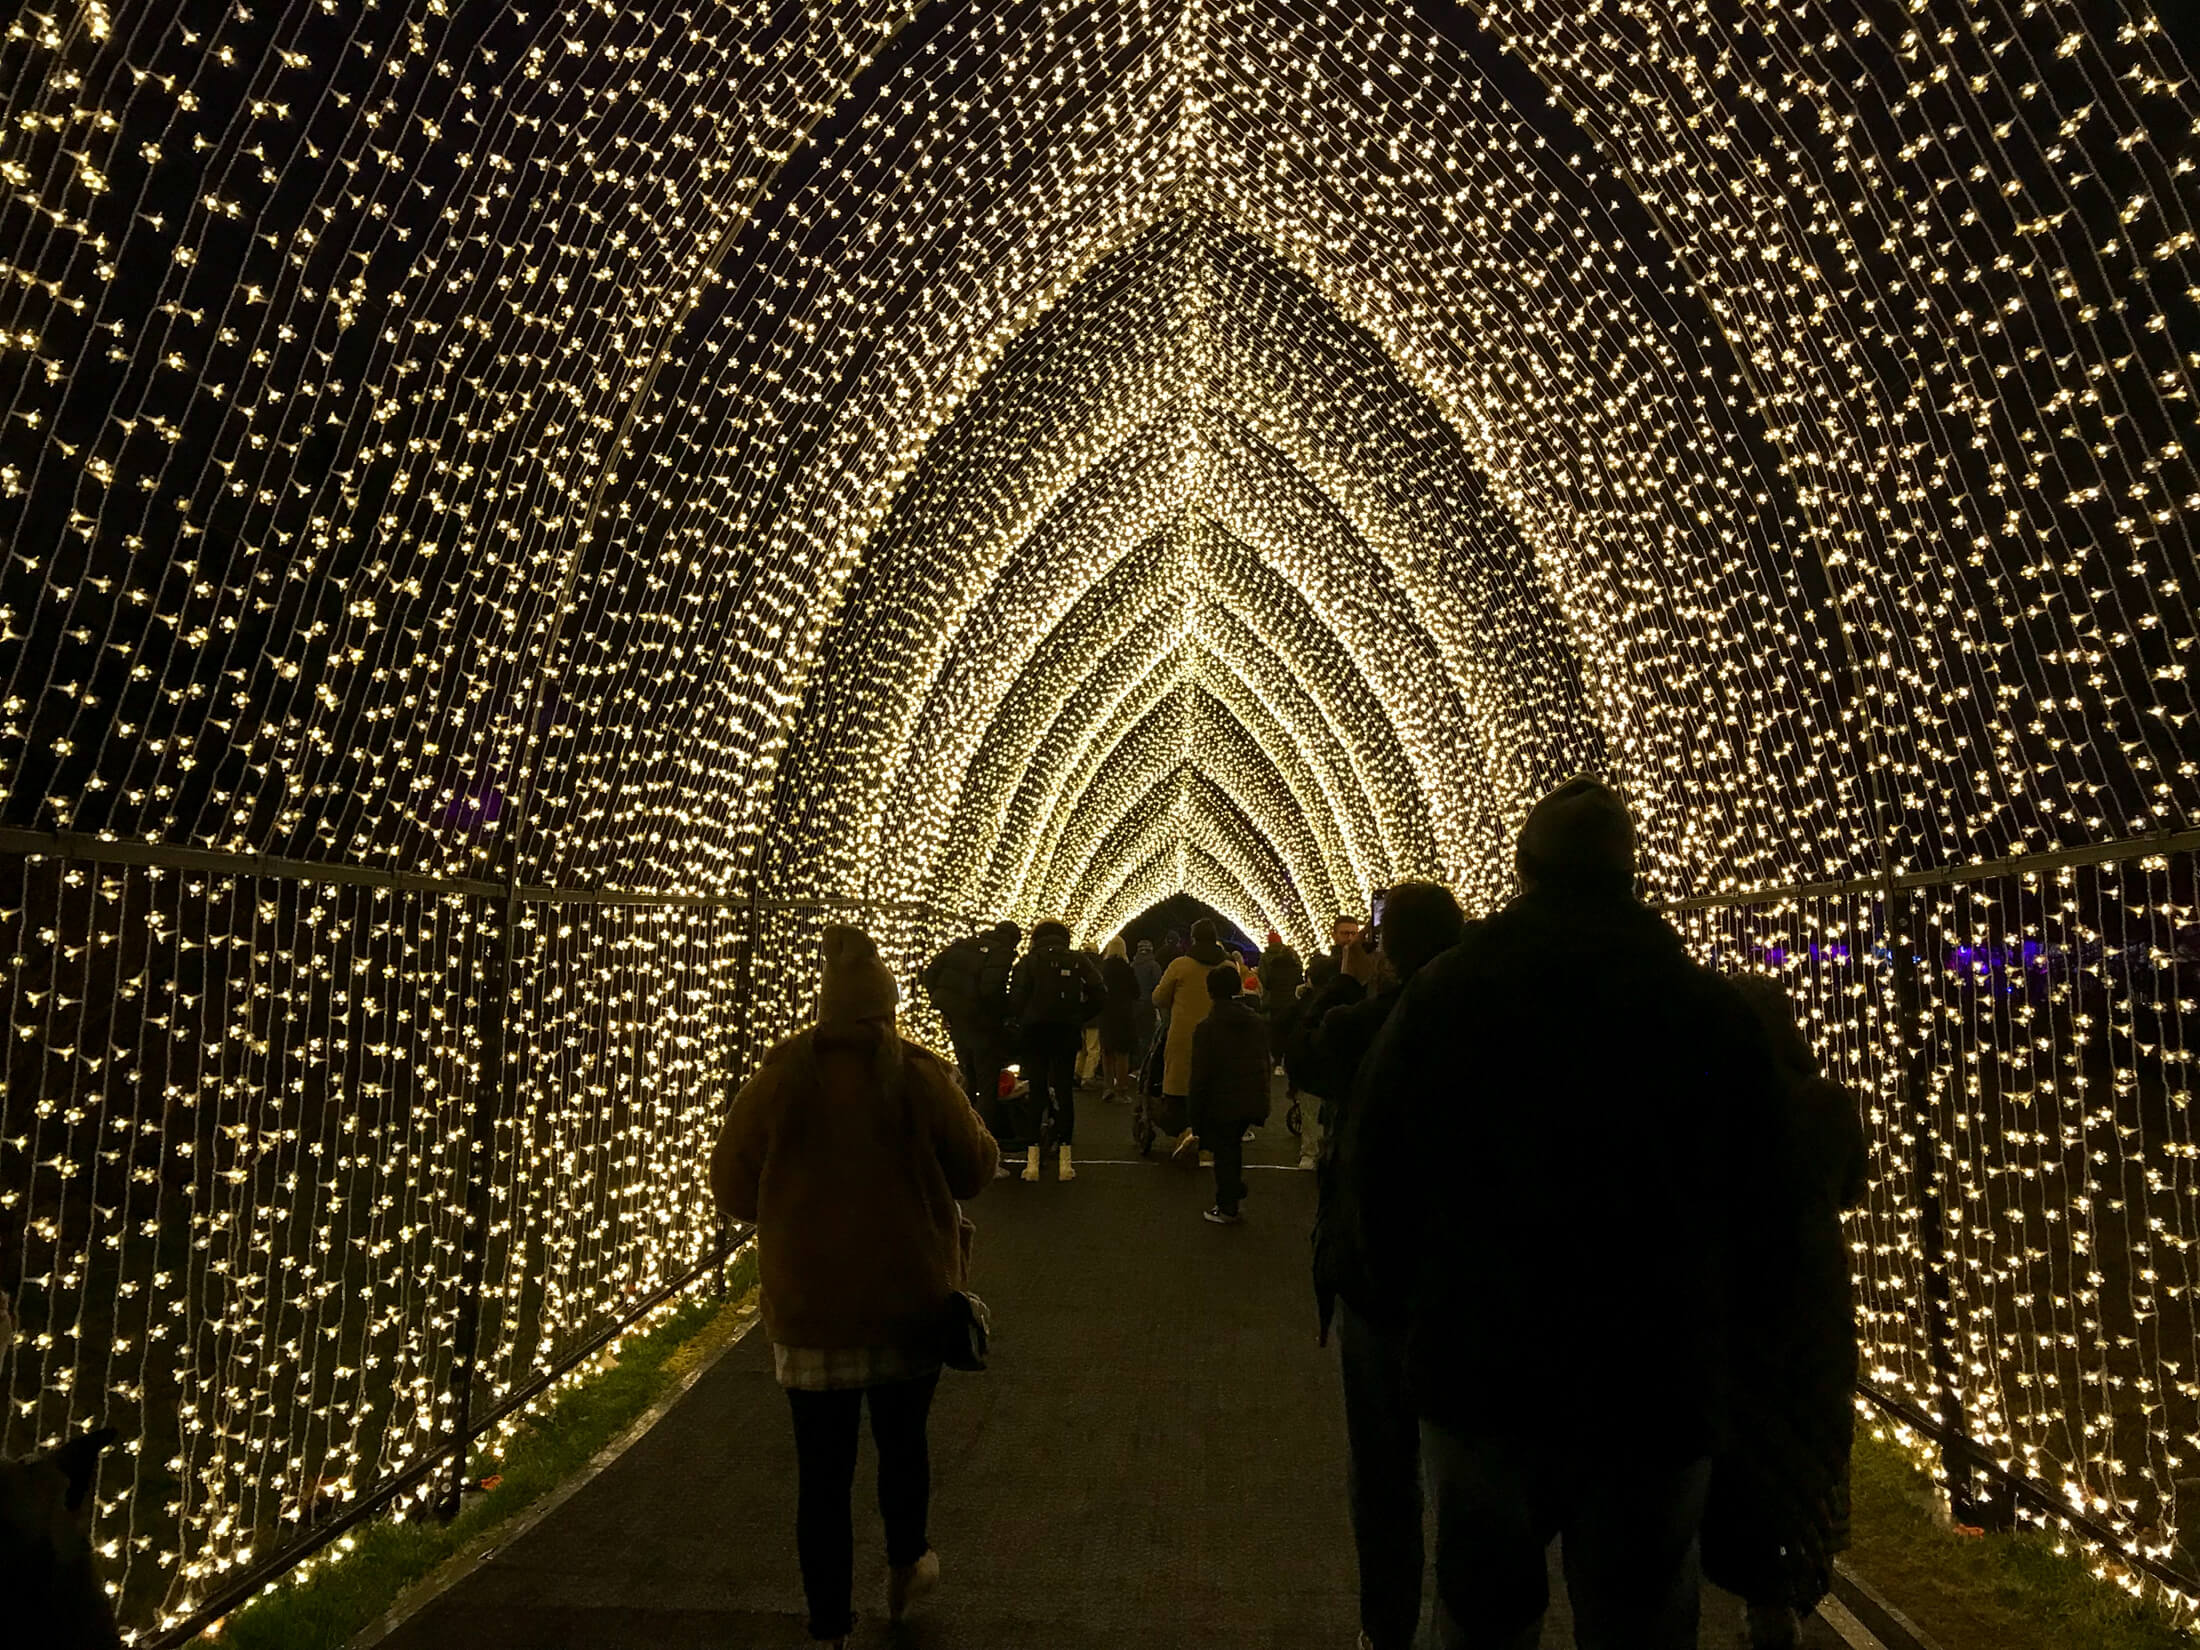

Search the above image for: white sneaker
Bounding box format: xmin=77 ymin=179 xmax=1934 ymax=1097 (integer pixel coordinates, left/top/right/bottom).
xmin=888 ymin=1548 xmax=939 ymax=1622
xmin=1020 ymin=1145 xmax=1041 ymax=1183
xmin=1057 ymin=1143 xmax=1076 ymax=1180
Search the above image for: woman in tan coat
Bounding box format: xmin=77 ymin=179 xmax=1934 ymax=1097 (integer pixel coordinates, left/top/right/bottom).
xmin=711 ymin=925 xmax=998 ymax=1649
xmin=1152 ymin=917 xmax=1231 ymax=1162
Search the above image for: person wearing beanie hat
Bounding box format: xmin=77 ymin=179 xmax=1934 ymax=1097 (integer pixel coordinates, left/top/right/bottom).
xmin=1341 ymin=781 xmax=1791 ymax=1650
xmin=1514 ymin=773 xmax=1637 ymax=898
xmin=711 ymin=924 xmax=1000 ymax=1648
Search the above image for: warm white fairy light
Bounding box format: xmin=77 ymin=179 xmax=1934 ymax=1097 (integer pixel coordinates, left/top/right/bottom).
xmin=0 ymin=0 xmax=2194 ymax=1636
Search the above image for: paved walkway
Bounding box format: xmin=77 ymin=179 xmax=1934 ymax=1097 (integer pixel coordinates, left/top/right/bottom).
xmin=374 ymin=1098 xmax=1844 ymax=1649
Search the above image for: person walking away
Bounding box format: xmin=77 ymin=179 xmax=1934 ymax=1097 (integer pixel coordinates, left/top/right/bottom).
xmin=1258 ymin=928 xmax=1304 ymax=1022
xmin=1007 ymin=920 xmax=1105 ymax=1182
xmin=1097 ymin=937 xmax=1141 ymax=1103
xmin=1131 ymin=938 xmax=1162 ymax=1063
xmin=710 ymin=925 xmax=999 ymax=1649
xmin=1152 ymin=919 xmax=1230 ymax=1164
xmin=1287 ymin=939 xmax=1379 ymax=1172
xmin=1187 ymin=963 xmax=1271 ymax=1224
xmin=1302 ymin=883 xmax=1466 ymax=1650
xmin=919 ymin=921 xmax=1022 ymax=1133
xmin=1701 ymin=974 xmax=1869 ymax=1649
xmin=1344 ymin=776 xmax=1788 ymax=1650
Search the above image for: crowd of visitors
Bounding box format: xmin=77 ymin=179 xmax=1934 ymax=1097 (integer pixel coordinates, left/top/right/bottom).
xmin=711 ymin=775 xmax=1864 ymax=1650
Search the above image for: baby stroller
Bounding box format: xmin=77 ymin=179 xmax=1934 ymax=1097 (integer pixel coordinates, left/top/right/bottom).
xmin=1130 ymin=1033 xmax=1189 ymax=1156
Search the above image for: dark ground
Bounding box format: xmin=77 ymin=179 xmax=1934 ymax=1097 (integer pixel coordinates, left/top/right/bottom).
xmin=372 ymin=1090 xmax=1846 ymax=1649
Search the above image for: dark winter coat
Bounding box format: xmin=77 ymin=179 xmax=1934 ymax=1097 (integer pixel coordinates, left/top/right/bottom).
xmin=1131 ymin=948 xmax=1161 ymax=1049
xmin=922 ymin=930 xmax=1017 ymax=1039
xmin=1188 ymin=996 xmax=1272 ymax=1136
xmin=1098 ymin=953 xmax=1141 ymax=1053
xmin=1306 ymin=977 xmax=1410 ymax=1339
xmin=1008 ymin=927 xmax=1104 ymax=1034
xmin=1283 ymin=972 xmax=1366 ymax=1101
xmin=1700 ymin=975 xmax=1870 ymax=1611
xmin=1259 ymin=942 xmax=1304 ymax=1010
xmin=1346 ymin=886 xmax=1785 ymax=1458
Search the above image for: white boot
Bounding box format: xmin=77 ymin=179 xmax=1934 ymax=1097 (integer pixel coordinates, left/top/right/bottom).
xmin=1021 ymin=1144 xmax=1041 ymax=1183
xmin=1057 ymin=1142 xmax=1076 ymax=1181
xmin=888 ymin=1547 xmax=940 ymax=1622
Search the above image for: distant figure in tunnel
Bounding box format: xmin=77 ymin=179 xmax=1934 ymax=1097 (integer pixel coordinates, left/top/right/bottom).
xmin=1152 ymin=918 xmax=1231 ymax=1164
xmin=920 ymin=920 xmax=1021 ymax=1134
xmin=1096 ymin=936 xmax=1142 ymax=1103
xmin=1346 ymin=777 xmax=1787 ymax=1650
xmin=1187 ymin=961 xmax=1271 ymax=1224
xmin=1006 ymin=920 xmax=1105 ymax=1182
xmin=710 ymin=924 xmax=1000 ymax=1649
xmin=1130 ymin=936 xmax=1162 ymax=1063
xmin=1305 ymin=880 xmax=1467 ymax=1650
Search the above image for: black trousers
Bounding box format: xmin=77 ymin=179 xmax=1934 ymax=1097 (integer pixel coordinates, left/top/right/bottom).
xmin=784 ymin=1373 xmax=940 ymax=1640
xmin=1209 ymin=1128 xmax=1246 ymax=1213
xmin=1023 ymin=1022 xmax=1080 ymax=1147
xmin=948 ymin=1026 xmax=1003 ymax=1131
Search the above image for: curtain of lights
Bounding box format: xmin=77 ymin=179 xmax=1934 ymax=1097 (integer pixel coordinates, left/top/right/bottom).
xmin=0 ymin=0 xmax=2194 ymax=1634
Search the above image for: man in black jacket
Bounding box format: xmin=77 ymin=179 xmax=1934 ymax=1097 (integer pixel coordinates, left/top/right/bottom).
xmin=1343 ymin=778 xmax=1785 ymax=1650
xmin=1187 ymin=964 xmax=1272 ymax=1225
xmin=922 ymin=921 xmax=1022 ymax=1121
xmin=1306 ymin=881 xmax=1467 ymax=1650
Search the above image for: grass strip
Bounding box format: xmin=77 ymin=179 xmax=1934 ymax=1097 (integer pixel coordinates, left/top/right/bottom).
xmin=1846 ymin=1423 xmax=2194 ymax=1649
xmin=195 ymin=1253 xmax=758 ymax=1650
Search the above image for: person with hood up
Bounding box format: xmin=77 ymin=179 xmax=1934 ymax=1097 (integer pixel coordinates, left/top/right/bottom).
xmin=1303 ymin=882 xmax=1466 ymax=1650
xmin=1187 ymin=962 xmax=1271 ymax=1224
xmin=1344 ymin=776 xmax=1788 ymax=1650
xmin=1096 ymin=937 xmax=1143 ymax=1103
xmin=1700 ymin=974 xmax=1869 ymax=1649
xmin=1258 ymin=928 xmax=1305 ymax=1022
xmin=1152 ymin=918 xmax=1231 ymax=1164
xmin=919 ymin=920 xmax=1022 ymax=1129
xmin=710 ymin=925 xmax=999 ymax=1650
xmin=1006 ymin=919 xmax=1105 ymax=1182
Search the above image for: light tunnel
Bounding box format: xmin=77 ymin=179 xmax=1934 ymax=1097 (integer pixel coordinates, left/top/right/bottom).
xmin=0 ymin=0 xmax=2196 ymax=1637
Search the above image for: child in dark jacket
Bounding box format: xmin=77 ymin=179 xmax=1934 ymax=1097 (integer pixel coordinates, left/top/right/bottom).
xmin=1187 ymin=963 xmax=1271 ymax=1224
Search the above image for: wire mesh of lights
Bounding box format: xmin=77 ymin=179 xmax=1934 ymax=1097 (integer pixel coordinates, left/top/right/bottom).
xmin=0 ymin=0 xmax=2195 ymax=1631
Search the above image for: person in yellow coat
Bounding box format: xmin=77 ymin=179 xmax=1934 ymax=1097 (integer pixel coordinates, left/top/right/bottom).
xmin=1152 ymin=918 xmax=1231 ymax=1163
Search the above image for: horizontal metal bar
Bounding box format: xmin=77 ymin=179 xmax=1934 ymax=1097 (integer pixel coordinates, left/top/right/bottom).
xmin=0 ymin=827 xmax=981 ymax=924
xmin=142 ymin=1234 xmax=752 ymax=1650
xmin=1854 ymin=1379 xmax=2200 ymax=1601
xmin=1654 ymin=825 xmax=2200 ymax=913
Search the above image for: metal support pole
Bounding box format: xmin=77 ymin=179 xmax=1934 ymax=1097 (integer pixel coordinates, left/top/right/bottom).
xmin=1886 ymin=884 xmax=2010 ymax=1530
xmin=439 ymin=878 xmax=517 ymax=1521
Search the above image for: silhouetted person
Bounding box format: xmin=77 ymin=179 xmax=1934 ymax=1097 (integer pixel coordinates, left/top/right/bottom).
xmin=1187 ymin=962 xmax=1271 ymax=1224
xmin=1701 ymin=975 xmax=1869 ymax=1649
xmin=1258 ymin=927 xmax=1304 ymax=1019
xmin=711 ymin=925 xmax=998 ymax=1649
xmin=1006 ymin=920 xmax=1105 ymax=1182
xmin=1130 ymin=937 xmax=1162 ymax=1062
xmin=1096 ymin=937 xmax=1142 ymax=1102
xmin=1306 ymin=881 xmax=1467 ymax=1650
xmin=1346 ymin=777 xmax=1785 ymax=1650
xmin=920 ymin=920 xmax=1021 ymax=1129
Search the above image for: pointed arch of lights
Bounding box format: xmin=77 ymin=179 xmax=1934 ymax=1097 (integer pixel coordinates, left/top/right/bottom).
xmin=1 ymin=0 xmax=2196 ymax=1635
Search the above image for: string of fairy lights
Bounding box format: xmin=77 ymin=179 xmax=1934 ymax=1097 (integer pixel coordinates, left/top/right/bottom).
xmin=0 ymin=0 xmax=2194 ymax=1634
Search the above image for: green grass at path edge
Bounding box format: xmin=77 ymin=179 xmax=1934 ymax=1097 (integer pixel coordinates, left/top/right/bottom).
xmin=194 ymin=1254 xmax=758 ymax=1650
xmin=1846 ymin=1425 xmax=2196 ymax=1650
